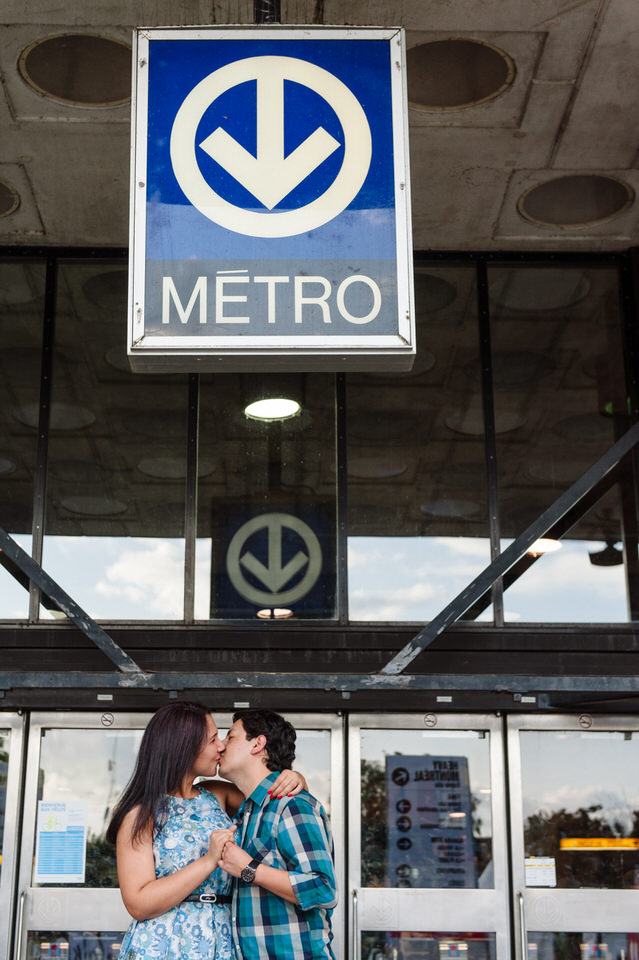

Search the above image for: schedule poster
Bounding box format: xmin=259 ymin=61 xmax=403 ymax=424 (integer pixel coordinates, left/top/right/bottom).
xmin=34 ymin=800 xmax=88 ymax=884
xmin=386 ymin=755 xmax=476 ymax=888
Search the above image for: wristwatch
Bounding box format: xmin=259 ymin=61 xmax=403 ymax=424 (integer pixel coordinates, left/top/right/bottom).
xmin=240 ymin=858 xmax=261 ymax=884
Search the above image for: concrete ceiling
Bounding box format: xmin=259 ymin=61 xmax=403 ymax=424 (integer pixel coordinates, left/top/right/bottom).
xmin=0 ymin=0 xmax=638 ymax=251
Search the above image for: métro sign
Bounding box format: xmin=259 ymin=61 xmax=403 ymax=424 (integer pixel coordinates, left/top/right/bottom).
xmin=128 ymin=26 xmax=414 ymax=372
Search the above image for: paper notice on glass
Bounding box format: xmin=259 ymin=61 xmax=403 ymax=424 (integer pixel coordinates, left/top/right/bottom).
xmin=34 ymin=800 xmax=88 ymax=883
xmin=525 ymin=856 xmax=556 ymax=887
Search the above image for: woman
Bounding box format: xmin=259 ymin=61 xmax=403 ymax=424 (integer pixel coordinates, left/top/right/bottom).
xmin=107 ymin=701 xmax=305 ymax=960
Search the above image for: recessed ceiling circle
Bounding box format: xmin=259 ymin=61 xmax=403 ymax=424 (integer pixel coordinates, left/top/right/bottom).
xmin=407 ymin=38 xmax=516 ymax=110
xmin=60 ymin=496 xmax=127 ymax=516
xmin=0 ymin=180 xmax=20 ymax=218
xmin=18 ymin=34 xmax=132 ymax=107
xmin=518 ymin=174 xmax=634 ymax=227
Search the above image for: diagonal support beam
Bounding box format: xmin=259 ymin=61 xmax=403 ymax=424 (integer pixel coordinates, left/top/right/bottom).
xmin=379 ymin=420 xmax=639 ymax=677
xmin=0 ymin=527 xmax=145 ymax=674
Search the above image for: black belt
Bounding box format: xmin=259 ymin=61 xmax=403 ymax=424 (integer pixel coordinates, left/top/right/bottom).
xmin=183 ymin=893 xmax=232 ymax=904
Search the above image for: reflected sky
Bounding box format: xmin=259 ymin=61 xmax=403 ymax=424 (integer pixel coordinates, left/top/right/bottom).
xmin=520 ymin=730 xmax=639 ymax=833
xmin=349 ymin=536 xmax=626 ymax=623
xmin=0 ymin=532 xmax=628 ymax=623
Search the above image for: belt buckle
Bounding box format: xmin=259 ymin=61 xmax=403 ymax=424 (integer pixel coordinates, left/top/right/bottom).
xmin=199 ymin=894 xmax=217 ymax=903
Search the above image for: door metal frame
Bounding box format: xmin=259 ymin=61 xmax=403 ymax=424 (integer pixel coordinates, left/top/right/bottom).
xmin=15 ymin=710 xmax=345 ymax=960
xmin=348 ymin=712 xmax=511 ymax=959
xmin=0 ymin=713 xmax=25 ymax=960
xmin=507 ymin=713 xmax=639 ymax=960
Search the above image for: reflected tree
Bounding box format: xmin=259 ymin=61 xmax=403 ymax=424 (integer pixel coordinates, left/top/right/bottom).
xmin=525 ymin=804 xmax=639 ymax=888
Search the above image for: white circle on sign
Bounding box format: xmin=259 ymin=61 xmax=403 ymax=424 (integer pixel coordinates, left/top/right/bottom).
xmin=170 ymin=56 xmax=372 ymax=238
xmin=226 ymin=512 xmax=322 ymax=605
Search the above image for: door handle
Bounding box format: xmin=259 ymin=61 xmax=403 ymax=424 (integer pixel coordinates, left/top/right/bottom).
xmin=352 ymin=888 xmax=359 ymax=960
xmin=518 ymin=890 xmax=527 ymax=960
xmin=14 ymin=889 xmax=26 ymax=960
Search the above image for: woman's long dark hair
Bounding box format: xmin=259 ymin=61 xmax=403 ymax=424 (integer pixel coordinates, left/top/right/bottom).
xmin=106 ymin=701 xmax=211 ymax=845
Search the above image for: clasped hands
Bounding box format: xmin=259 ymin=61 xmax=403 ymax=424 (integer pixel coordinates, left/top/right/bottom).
xmin=208 ymin=827 xmax=251 ymax=877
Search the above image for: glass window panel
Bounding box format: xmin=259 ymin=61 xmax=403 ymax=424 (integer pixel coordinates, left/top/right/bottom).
xmin=363 ymin=931 xmax=497 ymax=959
xmin=501 ymin=489 xmax=627 ymax=622
xmin=528 ymin=932 xmax=638 ymax=960
xmin=32 ymin=728 xmax=143 ymax=887
xmin=489 ymin=264 xmax=632 ymax=623
xmin=208 ymin=726 xmax=331 ymax=814
xmin=41 ymin=262 xmax=188 ymax=620
xmin=0 ymin=260 xmax=45 ymax=618
xmin=26 ymin=931 xmax=124 ymax=960
xmin=361 ymin=728 xmax=493 ymax=889
xmin=520 ymin=730 xmax=639 ymax=889
xmin=195 ymin=372 xmax=337 ymax=620
xmin=0 ymin=728 xmax=9 ymax=881
xmin=347 ymin=263 xmax=491 ymax=622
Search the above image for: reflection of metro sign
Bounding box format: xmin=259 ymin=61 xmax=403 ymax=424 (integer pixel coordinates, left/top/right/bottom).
xmin=129 ymin=26 xmax=414 ymax=371
xmin=212 ymin=505 xmax=336 ymax=618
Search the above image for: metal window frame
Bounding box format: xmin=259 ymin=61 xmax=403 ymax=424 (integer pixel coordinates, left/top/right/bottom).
xmin=0 ymin=248 xmax=638 ymax=694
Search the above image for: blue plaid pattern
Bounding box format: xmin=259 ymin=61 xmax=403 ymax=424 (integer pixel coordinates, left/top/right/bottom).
xmin=232 ymin=771 xmax=337 ymax=959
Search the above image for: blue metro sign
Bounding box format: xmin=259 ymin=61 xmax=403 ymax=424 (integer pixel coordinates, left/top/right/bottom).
xmin=129 ymin=27 xmax=414 ymax=371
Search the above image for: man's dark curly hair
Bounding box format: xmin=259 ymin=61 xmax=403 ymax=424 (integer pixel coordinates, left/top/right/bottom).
xmin=233 ymin=708 xmax=296 ymax=771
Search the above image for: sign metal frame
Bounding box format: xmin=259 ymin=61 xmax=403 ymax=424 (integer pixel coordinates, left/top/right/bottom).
xmin=128 ymin=25 xmax=414 ymax=371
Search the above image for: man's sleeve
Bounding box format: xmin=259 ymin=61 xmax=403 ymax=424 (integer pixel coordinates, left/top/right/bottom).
xmin=275 ymin=798 xmax=338 ymax=911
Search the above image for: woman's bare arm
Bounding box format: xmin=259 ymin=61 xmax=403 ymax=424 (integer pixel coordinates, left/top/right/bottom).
xmin=116 ymin=807 xmax=235 ymax=921
xmin=201 ymin=769 xmax=308 ymax=817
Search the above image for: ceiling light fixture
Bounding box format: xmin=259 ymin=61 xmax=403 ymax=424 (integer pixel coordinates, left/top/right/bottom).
xmin=526 ymin=538 xmax=562 ymax=557
xmin=256 ymin=608 xmax=294 ymax=619
xmin=244 ymin=398 xmax=301 ymax=422
xmin=589 ymin=540 xmax=624 ymax=567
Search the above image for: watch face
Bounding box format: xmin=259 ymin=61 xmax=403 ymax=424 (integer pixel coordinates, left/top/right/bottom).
xmin=241 ymin=865 xmax=256 ymax=883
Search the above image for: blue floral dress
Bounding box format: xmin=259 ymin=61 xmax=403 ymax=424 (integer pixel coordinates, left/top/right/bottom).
xmin=119 ymin=788 xmax=234 ymax=960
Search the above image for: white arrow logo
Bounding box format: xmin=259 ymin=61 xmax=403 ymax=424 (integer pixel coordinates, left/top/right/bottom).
xmin=170 ymin=56 xmax=372 ymax=238
xmin=240 ymin=516 xmax=309 ymax=591
xmin=199 ymin=61 xmax=341 ymax=210
xmin=226 ymin=513 xmax=322 ymax=605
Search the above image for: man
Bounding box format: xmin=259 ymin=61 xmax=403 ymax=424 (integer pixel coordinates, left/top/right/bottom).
xmin=217 ymin=708 xmax=337 ymax=959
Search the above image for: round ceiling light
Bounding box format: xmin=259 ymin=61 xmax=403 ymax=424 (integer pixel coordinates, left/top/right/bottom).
xmin=0 ymin=180 xmax=20 ymax=218
xmin=489 ymin=269 xmax=590 ymax=311
xmin=347 ymin=457 xmax=408 ymax=479
xmin=414 ymin=271 xmax=457 ymax=314
xmin=19 ymin=34 xmax=131 ymax=107
xmin=244 ymin=398 xmax=301 ymax=422
xmin=137 ymin=457 xmax=215 ymax=480
xmin=552 ymin=412 xmax=612 ymax=443
xmin=13 ymin=402 xmax=95 ymax=430
xmin=445 ymin=408 xmax=525 ymax=436
xmin=527 ymin=538 xmax=562 ymax=557
xmin=83 ymin=269 xmax=128 ymax=317
xmin=407 ymin=38 xmax=515 ymax=110
xmin=60 ymin=496 xmax=127 ymax=516
xmin=420 ymin=498 xmax=482 ymax=519
xmin=518 ymin=174 xmax=634 ymax=227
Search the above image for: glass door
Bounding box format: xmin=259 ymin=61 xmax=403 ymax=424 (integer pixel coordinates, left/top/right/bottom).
xmin=0 ymin=713 xmax=25 ymax=960
xmin=15 ymin=712 xmax=146 ymax=960
xmin=349 ymin=713 xmax=510 ymax=959
xmin=508 ymin=714 xmax=639 ymax=960
xmin=14 ymin=710 xmax=344 ymax=960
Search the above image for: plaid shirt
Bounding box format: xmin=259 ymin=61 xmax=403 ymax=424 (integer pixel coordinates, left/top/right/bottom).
xmin=231 ymin=771 xmax=337 ymax=960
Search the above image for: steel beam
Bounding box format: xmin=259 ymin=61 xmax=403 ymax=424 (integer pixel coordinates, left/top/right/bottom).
xmin=0 ymin=527 xmax=145 ymax=674
xmin=1 ymin=670 xmax=639 ymax=694
xmin=379 ymin=420 xmax=639 ymax=676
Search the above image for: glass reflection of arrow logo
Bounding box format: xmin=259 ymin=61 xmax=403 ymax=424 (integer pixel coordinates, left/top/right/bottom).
xmin=199 ymin=62 xmax=341 ymax=209
xmin=226 ymin=512 xmax=322 ymax=605
xmin=240 ymin=517 xmax=309 ymax=592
